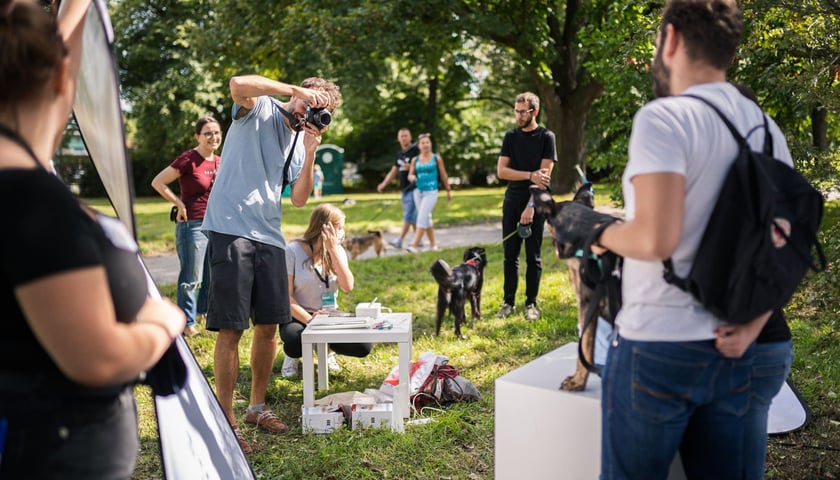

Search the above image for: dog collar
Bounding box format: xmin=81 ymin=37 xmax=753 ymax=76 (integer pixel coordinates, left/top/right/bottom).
xmin=465 ymin=258 xmax=482 ymax=278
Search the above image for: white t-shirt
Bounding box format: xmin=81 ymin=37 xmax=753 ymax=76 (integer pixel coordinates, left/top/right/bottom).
xmin=616 ymin=82 xmax=793 ymax=342
xmin=285 ymin=241 xmax=346 ymax=312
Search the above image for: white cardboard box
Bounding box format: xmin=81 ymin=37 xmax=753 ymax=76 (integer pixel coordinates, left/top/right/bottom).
xmin=301 ymin=405 xmax=345 ymax=434
xmin=351 ymin=403 xmax=392 ymax=430
xmin=495 ymin=342 xmax=685 ymax=480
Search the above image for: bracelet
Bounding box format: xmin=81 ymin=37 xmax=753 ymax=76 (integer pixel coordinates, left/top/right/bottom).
xmin=527 ymin=200 xmax=535 ymax=208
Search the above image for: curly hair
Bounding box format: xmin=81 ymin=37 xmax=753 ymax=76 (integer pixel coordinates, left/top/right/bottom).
xmin=300 ymin=77 xmax=342 ymax=112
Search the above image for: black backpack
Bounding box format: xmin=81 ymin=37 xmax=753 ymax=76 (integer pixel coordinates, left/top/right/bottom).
xmin=662 ymin=95 xmax=826 ymax=325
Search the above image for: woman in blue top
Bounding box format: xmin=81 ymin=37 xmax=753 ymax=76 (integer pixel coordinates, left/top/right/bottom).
xmin=406 ymin=133 xmax=451 ymax=252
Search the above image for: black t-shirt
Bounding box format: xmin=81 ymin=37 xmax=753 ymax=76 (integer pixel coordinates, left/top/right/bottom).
xmin=500 ymin=126 xmax=557 ymax=191
xmin=395 ymin=143 xmax=420 ymax=192
xmin=757 ymin=310 xmax=791 ymax=343
xmin=0 ymin=169 xmax=147 ymax=401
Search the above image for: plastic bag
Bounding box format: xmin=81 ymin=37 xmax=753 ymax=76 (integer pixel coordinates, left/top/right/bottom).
xmin=379 ymin=351 xmax=447 ymax=400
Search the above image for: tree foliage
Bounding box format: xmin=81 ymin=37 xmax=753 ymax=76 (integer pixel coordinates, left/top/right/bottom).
xmin=104 ymin=0 xmax=839 ymax=197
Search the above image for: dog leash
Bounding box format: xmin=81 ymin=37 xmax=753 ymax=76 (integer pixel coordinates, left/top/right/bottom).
xmin=498 ymin=222 xmax=532 ymax=245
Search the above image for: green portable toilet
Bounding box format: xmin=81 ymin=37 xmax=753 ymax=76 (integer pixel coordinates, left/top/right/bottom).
xmin=316 ymin=144 xmax=344 ymax=195
xmin=281 ymin=144 xmax=344 ymax=197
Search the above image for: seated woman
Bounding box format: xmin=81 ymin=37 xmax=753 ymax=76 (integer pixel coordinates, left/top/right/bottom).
xmin=280 ymin=204 xmax=372 ymax=377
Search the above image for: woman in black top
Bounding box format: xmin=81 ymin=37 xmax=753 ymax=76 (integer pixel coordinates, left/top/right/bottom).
xmin=0 ymin=1 xmax=184 ymax=477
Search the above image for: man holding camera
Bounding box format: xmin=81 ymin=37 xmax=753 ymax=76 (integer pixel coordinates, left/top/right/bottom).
xmin=202 ymin=75 xmax=341 ymax=453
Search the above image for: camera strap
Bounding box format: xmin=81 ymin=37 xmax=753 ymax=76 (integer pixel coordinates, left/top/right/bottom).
xmin=272 ymin=102 xmax=303 ymax=192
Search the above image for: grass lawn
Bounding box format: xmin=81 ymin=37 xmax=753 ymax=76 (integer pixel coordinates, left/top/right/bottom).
xmin=97 ymin=188 xmax=839 ymax=479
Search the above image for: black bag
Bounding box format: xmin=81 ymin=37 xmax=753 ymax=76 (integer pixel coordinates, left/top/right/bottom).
xmin=169 ymin=205 xmax=178 ymax=222
xmin=663 ymin=95 xmax=826 ymax=324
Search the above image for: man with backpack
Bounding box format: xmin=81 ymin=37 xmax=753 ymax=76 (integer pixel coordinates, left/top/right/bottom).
xmin=549 ymin=1 xmax=799 ymax=478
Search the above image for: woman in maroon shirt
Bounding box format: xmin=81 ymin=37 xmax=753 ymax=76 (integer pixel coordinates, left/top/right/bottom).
xmin=151 ymin=117 xmax=221 ymax=336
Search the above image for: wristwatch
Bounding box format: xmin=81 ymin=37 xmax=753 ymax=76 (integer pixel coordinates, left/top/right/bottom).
xmin=527 ymin=200 xmax=535 ymax=208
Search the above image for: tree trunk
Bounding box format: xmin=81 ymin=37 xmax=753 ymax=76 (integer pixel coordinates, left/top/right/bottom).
xmin=811 ymin=104 xmax=828 ymax=151
xmin=534 ymin=80 xmax=603 ymax=195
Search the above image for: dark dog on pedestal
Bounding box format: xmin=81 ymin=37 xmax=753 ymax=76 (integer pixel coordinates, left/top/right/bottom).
xmin=532 ymin=183 xmax=620 ymax=391
xmin=429 ymin=247 xmax=488 ymax=339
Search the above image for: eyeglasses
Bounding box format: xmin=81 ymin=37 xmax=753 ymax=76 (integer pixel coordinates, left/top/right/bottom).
xmin=514 ymin=108 xmax=535 ymax=115
xmin=201 ymin=131 xmax=222 ymax=139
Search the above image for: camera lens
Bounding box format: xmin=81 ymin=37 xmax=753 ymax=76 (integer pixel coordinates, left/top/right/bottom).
xmin=313 ymin=108 xmax=331 ymax=127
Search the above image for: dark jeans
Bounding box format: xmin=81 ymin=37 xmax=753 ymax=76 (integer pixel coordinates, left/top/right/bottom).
xmin=745 ymin=340 xmax=793 ymax=480
xmin=0 ymin=388 xmax=138 ymax=479
xmin=280 ymin=320 xmax=372 ymax=359
xmin=501 ymin=189 xmax=545 ymax=307
xmin=601 ymin=337 xmax=753 ymax=479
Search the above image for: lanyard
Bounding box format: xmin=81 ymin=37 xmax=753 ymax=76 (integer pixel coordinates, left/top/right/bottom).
xmin=313 ymin=264 xmax=330 ymax=289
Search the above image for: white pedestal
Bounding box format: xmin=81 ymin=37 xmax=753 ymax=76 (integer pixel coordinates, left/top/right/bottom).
xmin=495 ymin=342 xmax=686 ymax=480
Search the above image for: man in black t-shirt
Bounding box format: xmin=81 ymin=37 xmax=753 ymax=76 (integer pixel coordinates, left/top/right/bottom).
xmin=377 ymin=128 xmax=421 ymax=248
xmin=495 ymin=92 xmax=557 ymax=321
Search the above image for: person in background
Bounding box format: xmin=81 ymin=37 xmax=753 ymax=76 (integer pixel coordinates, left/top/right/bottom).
xmin=279 ymin=203 xmax=371 ymax=377
xmin=406 ymin=133 xmax=451 ymax=252
xmin=312 ymin=164 xmax=324 ymax=199
xmin=495 ymin=92 xmax=556 ymax=322
xmin=377 ymin=128 xmax=420 ymax=248
xmin=582 ymin=1 xmax=793 ymax=477
xmin=151 ymin=116 xmax=221 ymax=337
xmin=201 ymin=74 xmax=341 ymax=454
xmin=0 ymin=0 xmax=185 ymax=477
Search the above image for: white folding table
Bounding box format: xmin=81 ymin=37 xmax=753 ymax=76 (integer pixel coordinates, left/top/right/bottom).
xmin=301 ymin=312 xmax=413 ymax=418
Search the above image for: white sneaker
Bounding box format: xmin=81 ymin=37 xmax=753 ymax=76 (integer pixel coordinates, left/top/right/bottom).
xmin=281 ymin=356 xmax=298 ymax=378
xmin=327 ymin=352 xmax=342 ymax=372
xmin=406 ymin=245 xmax=419 ymax=253
xmin=389 ymin=238 xmax=402 ymax=249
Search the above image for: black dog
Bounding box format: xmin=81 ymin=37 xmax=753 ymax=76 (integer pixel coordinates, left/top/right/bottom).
xmin=429 ymin=247 xmax=488 ymax=338
xmin=532 ymin=184 xmax=619 ymax=391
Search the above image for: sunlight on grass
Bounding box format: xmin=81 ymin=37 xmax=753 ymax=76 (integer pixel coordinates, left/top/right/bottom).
xmin=113 ymin=194 xmax=839 ymax=479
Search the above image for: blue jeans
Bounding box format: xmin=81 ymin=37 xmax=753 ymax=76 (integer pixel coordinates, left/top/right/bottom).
xmin=401 ymin=189 xmax=417 ymax=225
xmin=175 ymin=219 xmax=209 ymax=327
xmin=745 ymin=340 xmax=793 ymax=480
xmin=601 ymin=337 xmax=754 ymax=480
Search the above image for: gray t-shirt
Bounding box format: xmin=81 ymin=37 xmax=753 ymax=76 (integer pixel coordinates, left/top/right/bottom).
xmin=285 ymin=241 xmax=345 ymax=312
xmin=203 ymin=95 xmax=306 ymax=247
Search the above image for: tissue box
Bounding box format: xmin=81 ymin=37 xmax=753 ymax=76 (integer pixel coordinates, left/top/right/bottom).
xmin=351 ymin=403 xmax=392 ymax=430
xmin=355 ymin=302 xmax=381 ymax=319
xmin=301 ymin=405 xmax=345 ymax=434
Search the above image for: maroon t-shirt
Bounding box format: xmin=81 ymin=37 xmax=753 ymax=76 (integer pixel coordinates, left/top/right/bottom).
xmin=171 ymin=149 xmax=219 ymax=220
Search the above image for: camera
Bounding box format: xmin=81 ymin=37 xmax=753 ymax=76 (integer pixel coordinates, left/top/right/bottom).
xmin=303 ymin=104 xmax=331 ymax=129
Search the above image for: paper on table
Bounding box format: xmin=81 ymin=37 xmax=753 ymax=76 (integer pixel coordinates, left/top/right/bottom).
xmin=308 ymin=314 xmax=376 ymax=329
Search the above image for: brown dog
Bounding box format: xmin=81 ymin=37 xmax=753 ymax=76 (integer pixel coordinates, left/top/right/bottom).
xmin=342 ymin=230 xmax=386 ymax=259
xmin=533 ymin=183 xmax=614 ymax=391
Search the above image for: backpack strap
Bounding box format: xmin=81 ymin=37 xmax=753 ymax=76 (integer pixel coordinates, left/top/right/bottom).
xmin=663 ymin=93 xmax=773 ymax=291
